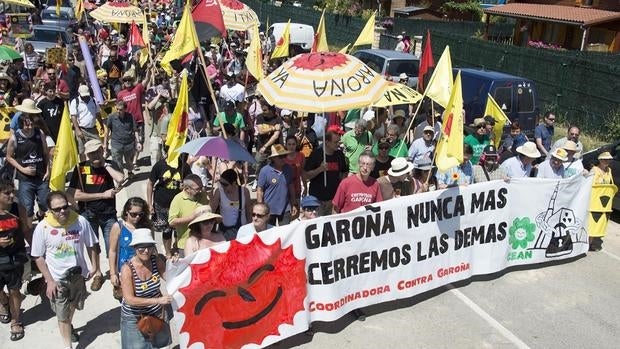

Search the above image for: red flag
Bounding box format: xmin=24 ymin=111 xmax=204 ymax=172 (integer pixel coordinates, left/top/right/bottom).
xmin=192 ymin=0 xmax=226 ymax=40
xmin=128 ymin=21 xmax=146 ymax=54
xmin=418 ymin=30 xmax=435 ymax=92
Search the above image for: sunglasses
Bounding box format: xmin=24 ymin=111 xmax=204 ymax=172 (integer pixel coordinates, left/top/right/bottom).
xmin=303 ymin=206 xmax=319 ymax=212
xmin=252 ymin=212 xmax=267 ymax=218
xmin=476 ymin=125 xmax=486 ymax=129
xmin=50 ymin=204 xmax=69 ymax=213
xmin=135 ymin=245 xmax=153 ymax=252
xmin=128 ymin=211 xmax=144 ymax=218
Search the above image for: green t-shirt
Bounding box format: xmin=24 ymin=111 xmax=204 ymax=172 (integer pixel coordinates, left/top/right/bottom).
xmin=213 ymin=111 xmax=245 ymax=130
xmin=464 ymin=134 xmax=490 ymax=165
xmin=168 ymin=191 xmax=209 ymax=249
xmin=342 ymin=129 xmax=373 ymax=173
xmin=372 ymin=139 xmax=409 ymax=158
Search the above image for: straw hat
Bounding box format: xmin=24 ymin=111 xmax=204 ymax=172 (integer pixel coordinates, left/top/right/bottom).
xmin=470 ymin=118 xmax=486 ymax=127
xmin=15 ymin=99 xmax=42 ymax=114
xmin=388 ymin=157 xmax=415 ymax=177
xmin=398 ymin=73 xmax=408 ymax=80
xmin=598 ymin=151 xmax=613 ymax=160
xmin=269 ymin=144 xmax=291 ymax=158
xmin=516 ymin=141 xmax=541 ymax=158
xmin=84 ymin=139 xmax=102 ymax=153
xmin=129 ymin=229 xmax=156 ymax=247
xmin=189 ymin=207 xmax=222 ymax=229
xmin=562 ymin=140 xmax=577 ymax=152
xmin=550 ymin=148 xmax=568 ymax=162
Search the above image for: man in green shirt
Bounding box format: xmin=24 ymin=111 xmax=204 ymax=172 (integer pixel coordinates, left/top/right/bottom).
xmin=213 ymin=100 xmax=246 ymax=142
xmin=168 ymin=174 xmax=209 ymax=256
xmin=372 ymin=124 xmax=408 ymax=158
xmin=342 ymin=119 xmax=373 ymax=174
xmin=464 ymin=118 xmax=490 ymax=165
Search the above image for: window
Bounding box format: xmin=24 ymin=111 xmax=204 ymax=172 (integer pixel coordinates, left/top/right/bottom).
xmin=386 ymin=59 xmax=418 ymax=76
xmin=32 ymin=29 xmax=67 ymax=43
xmin=516 ymin=85 xmax=534 ymax=113
xmin=493 ymin=86 xmax=512 ymax=114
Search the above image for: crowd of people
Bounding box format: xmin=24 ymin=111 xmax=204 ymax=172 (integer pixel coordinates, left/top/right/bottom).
xmin=0 ymin=2 xmax=615 ymax=349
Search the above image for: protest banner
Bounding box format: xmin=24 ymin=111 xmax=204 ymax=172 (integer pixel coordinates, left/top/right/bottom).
xmin=5 ymin=13 xmax=32 ymax=38
xmin=166 ymin=175 xmax=592 ymax=349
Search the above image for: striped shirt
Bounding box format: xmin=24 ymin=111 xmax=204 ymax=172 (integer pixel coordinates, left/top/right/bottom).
xmin=121 ymin=256 xmax=162 ymax=317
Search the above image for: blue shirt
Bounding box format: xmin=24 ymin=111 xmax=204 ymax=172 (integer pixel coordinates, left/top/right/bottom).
xmin=116 ymin=221 xmax=135 ymax=273
xmin=500 ymin=156 xmax=532 ymax=178
xmin=407 ymin=138 xmax=435 ymax=163
xmin=436 ymin=161 xmax=474 ymax=187
xmin=534 ymin=124 xmax=554 ymax=152
xmin=258 ymin=164 xmax=293 ymax=216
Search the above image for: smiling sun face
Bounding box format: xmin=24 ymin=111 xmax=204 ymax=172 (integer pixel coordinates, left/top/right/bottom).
xmin=178 ymin=235 xmax=307 ymax=349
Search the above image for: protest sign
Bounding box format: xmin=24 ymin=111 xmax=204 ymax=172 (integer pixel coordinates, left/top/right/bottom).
xmin=46 ymin=47 xmax=66 ymax=65
xmin=166 ymin=175 xmax=592 ymax=348
xmin=5 ymin=13 xmax=32 ymax=38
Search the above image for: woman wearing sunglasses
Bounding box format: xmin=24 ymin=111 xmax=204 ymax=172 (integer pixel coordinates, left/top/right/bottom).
xmin=184 ymin=207 xmax=224 ymax=255
xmin=120 ymin=229 xmax=171 ymax=348
xmin=109 ymin=198 xmax=154 ymax=299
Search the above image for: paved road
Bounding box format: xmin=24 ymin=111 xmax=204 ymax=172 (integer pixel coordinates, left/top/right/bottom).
xmin=2 ymin=167 xmax=620 ymax=349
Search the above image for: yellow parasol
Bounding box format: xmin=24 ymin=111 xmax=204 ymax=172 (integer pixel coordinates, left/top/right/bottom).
xmin=1 ymin=0 xmax=34 ymax=8
xmin=372 ymin=81 xmax=423 ymax=108
xmin=89 ymin=2 xmax=144 ymax=24
xmin=220 ymin=0 xmax=259 ymax=31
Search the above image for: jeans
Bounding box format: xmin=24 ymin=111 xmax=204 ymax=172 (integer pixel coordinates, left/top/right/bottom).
xmin=16 ymin=177 xmax=48 ymax=216
xmin=82 ymin=211 xmax=116 ymax=258
xmin=120 ymin=312 xmax=171 ymax=349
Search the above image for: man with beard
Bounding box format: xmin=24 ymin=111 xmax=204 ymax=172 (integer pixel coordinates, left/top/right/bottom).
xmin=68 ymin=140 xmax=124 ymax=291
xmin=37 ymin=82 xmax=64 ymax=142
xmin=342 ymin=119 xmax=373 ymax=174
xmin=473 ymin=145 xmax=507 ymax=183
xmin=551 ymin=125 xmax=583 ymax=159
xmin=536 ymin=148 xmax=567 ymax=179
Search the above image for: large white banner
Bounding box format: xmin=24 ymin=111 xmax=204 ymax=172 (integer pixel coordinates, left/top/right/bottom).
xmin=166 ymin=175 xmax=593 ymax=349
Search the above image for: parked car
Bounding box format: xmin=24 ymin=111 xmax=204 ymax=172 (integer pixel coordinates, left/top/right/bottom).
xmin=581 ymin=140 xmax=620 ymax=211
xmin=269 ymin=22 xmax=314 ymax=55
xmin=41 ymin=7 xmax=77 ymax=28
xmin=352 ymin=49 xmax=419 ymax=88
xmin=457 ymin=68 xmax=539 ymax=137
xmin=28 ymin=25 xmax=71 ymax=56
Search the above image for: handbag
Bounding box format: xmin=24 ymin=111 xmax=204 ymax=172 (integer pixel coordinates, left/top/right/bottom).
xmin=136 ymin=313 xmax=165 ymax=340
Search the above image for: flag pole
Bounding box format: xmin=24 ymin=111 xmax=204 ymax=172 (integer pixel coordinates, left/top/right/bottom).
xmin=195 ymin=46 xmax=228 ymax=139
xmin=322 ymin=112 xmax=327 ymax=186
xmin=394 ymin=87 xmax=431 ymax=156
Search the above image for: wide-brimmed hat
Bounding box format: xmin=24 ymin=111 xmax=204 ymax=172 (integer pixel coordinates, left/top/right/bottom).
xmin=423 ymin=125 xmax=434 ymax=133
xmin=414 ymin=159 xmax=433 ymax=171
xmin=84 ymin=139 xmax=103 ymax=153
xmin=269 ymin=144 xmax=291 ymax=158
xmin=562 ymin=140 xmax=577 ymax=152
xmin=388 ymin=157 xmax=414 ymax=177
xmin=393 ymin=109 xmax=406 ymax=119
xmin=470 ymin=118 xmax=486 ymax=127
xmin=189 ymin=207 xmax=222 ymax=229
xmin=78 ymin=85 xmax=90 ymax=97
xmin=15 ymin=99 xmax=42 ymax=114
xmin=398 ymin=73 xmax=408 ymax=80
xmin=0 ymin=72 xmax=13 ymax=84
xmin=550 ymin=148 xmax=568 ymax=162
xmin=598 ymin=151 xmax=613 ymax=160
xmin=300 ymin=195 xmax=320 ymax=208
xmin=129 ymin=228 xmax=156 ymax=247
xmin=516 ymin=141 xmax=541 ymax=158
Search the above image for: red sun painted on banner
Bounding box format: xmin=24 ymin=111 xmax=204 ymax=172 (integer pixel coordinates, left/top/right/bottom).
xmin=178 ymin=235 xmax=307 ymax=349
xmin=291 ymin=52 xmax=350 ymax=71
xmin=220 ymin=0 xmax=245 ymax=10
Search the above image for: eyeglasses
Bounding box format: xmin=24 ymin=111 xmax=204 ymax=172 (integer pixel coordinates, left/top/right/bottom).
xmin=303 ymin=206 xmax=318 ymax=212
xmin=252 ymin=212 xmax=267 ymax=218
xmin=50 ymin=204 xmax=69 ymax=213
xmin=128 ymin=211 xmax=144 ymax=218
xmin=187 ymin=186 xmax=203 ymax=192
xmin=135 ymin=245 xmax=153 ymax=253
xmin=47 ymin=72 xmax=56 ymax=75
xmin=569 ymin=133 xmax=579 ymax=137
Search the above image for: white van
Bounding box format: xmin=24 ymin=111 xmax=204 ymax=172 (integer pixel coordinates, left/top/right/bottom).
xmin=268 ymin=23 xmax=315 ymax=55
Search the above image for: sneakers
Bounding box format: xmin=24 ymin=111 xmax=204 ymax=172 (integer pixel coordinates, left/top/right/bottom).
xmin=71 ymin=326 xmax=79 ymax=342
xmin=251 ymin=180 xmax=257 ymax=192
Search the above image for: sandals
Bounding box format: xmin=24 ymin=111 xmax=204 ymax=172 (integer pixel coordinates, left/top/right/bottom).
xmin=10 ymin=322 xmax=24 ymax=341
xmin=0 ymin=302 xmax=10 ymax=324
xmin=90 ymin=274 xmax=105 ymax=292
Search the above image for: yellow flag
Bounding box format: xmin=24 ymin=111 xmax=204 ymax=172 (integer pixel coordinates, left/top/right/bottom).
xmin=161 ymin=3 xmax=199 ymax=72
xmin=311 ymin=9 xmax=328 ymax=53
xmin=435 ymin=71 xmax=463 ymax=172
xmin=339 ymin=43 xmax=351 ymax=54
xmin=0 ymin=108 xmax=13 ymax=142
xmin=425 ymin=46 xmax=453 ymax=108
xmin=484 ymin=93 xmax=511 ymax=146
xmin=166 ymin=73 xmax=189 ymax=168
xmin=352 ymin=12 xmax=375 ymax=47
xmin=246 ymin=25 xmax=264 ymax=80
xmin=139 ymin=18 xmax=150 ymax=67
xmin=50 ymin=103 xmax=78 ymax=191
xmin=56 ymin=0 xmax=61 ymax=16
xmin=271 ymin=20 xmax=290 ymax=59
xmin=74 ymin=0 xmax=84 ymax=20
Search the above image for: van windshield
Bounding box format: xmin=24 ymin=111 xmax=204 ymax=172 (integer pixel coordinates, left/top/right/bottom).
xmin=31 ymin=29 xmax=66 ymax=43
xmin=387 ymin=60 xmax=418 ymax=76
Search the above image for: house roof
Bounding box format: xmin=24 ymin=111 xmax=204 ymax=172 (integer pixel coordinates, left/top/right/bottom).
xmin=392 ymin=6 xmax=428 ymax=15
xmin=484 ymin=3 xmax=620 ymax=27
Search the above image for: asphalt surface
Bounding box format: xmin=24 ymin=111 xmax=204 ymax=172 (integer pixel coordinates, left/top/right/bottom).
xmin=2 ymin=159 xmax=620 ymax=349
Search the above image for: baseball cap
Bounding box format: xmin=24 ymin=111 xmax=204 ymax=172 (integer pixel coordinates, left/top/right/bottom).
xmin=78 ymin=85 xmax=90 ymax=97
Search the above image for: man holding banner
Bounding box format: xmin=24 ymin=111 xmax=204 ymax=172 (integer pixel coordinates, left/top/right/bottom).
xmin=333 ymin=152 xmax=383 ymax=213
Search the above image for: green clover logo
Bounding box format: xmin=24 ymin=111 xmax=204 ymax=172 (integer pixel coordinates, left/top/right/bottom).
xmin=509 ymin=217 xmax=536 ymax=249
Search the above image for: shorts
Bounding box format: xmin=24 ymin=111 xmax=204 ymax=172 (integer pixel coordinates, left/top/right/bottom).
xmin=153 ymin=202 xmax=174 ymax=240
xmin=77 ymin=127 xmax=101 ymax=154
xmin=50 ymin=273 xmax=87 ymax=322
xmin=0 ymin=265 xmax=24 ymax=290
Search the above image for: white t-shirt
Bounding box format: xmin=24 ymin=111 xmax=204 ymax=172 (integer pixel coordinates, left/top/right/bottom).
xmin=236 ymin=223 xmax=274 ymax=240
xmin=31 ymin=214 xmax=99 ymax=281
xmin=219 ymin=83 xmax=245 ymax=103
xmin=69 ymin=97 xmax=100 ymax=128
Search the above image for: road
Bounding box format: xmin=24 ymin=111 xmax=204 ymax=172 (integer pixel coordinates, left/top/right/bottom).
xmin=2 ymin=164 xmax=620 ymax=349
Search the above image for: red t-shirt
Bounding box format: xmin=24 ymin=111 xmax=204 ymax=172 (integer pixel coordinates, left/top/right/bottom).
xmin=116 ymin=83 xmax=145 ymax=124
xmin=283 ymin=152 xmax=304 ymax=196
xmin=332 ymin=174 xmax=383 ymax=213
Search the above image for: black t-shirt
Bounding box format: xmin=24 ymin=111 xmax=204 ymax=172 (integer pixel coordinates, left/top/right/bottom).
xmin=371 ymin=156 xmax=394 ymax=179
xmin=304 ymin=147 xmax=348 ymax=201
xmin=37 ymin=97 xmax=64 ymax=142
xmin=0 ymin=204 xmax=26 ymax=258
xmin=102 ymin=58 xmax=125 ymax=84
xmin=149 ymin=160 xmax=191 ymax=207
xmin=255 ymin=114 xmax=282 ymax=151
xmin=69 ymin=161 xmax=117 ymax=216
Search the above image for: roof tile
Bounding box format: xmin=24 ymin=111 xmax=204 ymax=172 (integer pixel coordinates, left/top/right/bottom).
xmin=484 ymin=3 xmax=620 ymax=26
